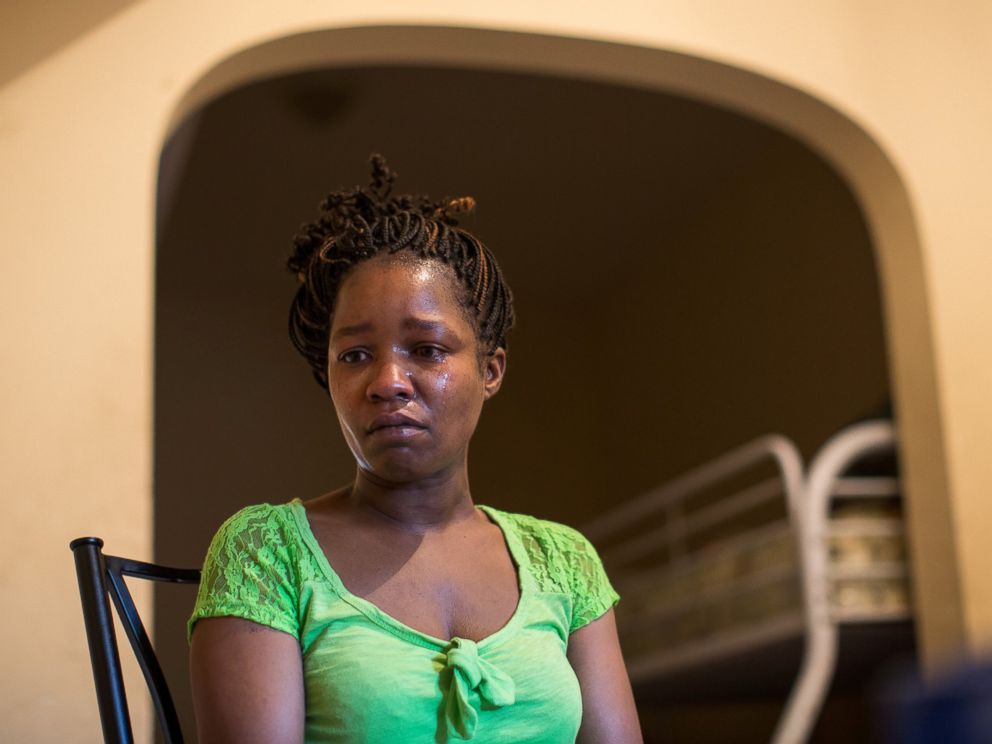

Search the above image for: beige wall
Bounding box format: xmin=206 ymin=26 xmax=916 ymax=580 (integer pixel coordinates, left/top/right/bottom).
xmin=2 ymin=2 xmax=990 ymax=741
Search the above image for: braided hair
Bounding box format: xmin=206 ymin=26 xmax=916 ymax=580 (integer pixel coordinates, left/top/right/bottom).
xmin=287 ymin=154 xmax=515 ymax=391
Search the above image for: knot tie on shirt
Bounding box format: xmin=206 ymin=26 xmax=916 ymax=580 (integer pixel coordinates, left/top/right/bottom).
xmin=440 ymin=637 xmax=515 ymax=739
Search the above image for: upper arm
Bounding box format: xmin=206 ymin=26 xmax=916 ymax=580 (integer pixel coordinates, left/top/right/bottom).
xmin=190 ymin=617 xmax=305 ymax=744
xmin=567 ymin=609 xmax=643 ymax=744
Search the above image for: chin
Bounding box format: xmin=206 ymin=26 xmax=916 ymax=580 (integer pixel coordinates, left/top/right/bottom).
xmin=360 ymin=459 xmax=432 ymax=486
xmin=359 ymin=451 xmax=463 ymax=487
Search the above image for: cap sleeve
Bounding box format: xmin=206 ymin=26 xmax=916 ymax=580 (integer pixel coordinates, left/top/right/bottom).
xmin=187 ymin=504 xmax=300 ymax=642
xmin=556 ymin=525 xmax=620 ymax=633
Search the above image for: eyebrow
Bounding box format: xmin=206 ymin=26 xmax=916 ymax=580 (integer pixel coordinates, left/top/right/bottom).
xmin=330 ymin=322 xmax=373 ymax=342
xmin=402 ymin=318 xmax=451 ymax=334
xmin=330 ymin=318 xmax=453 ymax=342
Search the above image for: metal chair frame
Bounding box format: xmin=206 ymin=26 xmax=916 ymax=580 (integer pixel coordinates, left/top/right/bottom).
xmin=70 ymin=536 xmax=200 ymax=744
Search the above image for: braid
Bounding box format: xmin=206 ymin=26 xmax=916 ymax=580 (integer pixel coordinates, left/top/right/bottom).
xmin=287 ymin=154 xmax=515 ymax=390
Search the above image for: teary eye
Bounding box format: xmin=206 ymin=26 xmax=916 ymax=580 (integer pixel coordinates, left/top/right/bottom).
xmin=413 ymin=345 xmax=446 ymax=361
xmin=338 ymin=349 xmax=370 ymax=363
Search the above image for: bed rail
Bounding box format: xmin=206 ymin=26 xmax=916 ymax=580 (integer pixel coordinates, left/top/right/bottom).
xmin=584 ymin=434 xmax=805 ymax=561
xmin=585 ymin=421 xmax=903 ymax=744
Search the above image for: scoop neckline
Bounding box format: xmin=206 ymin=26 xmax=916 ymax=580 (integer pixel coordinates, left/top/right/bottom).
xmin=286 ymin=499 xmax=531 ymax=652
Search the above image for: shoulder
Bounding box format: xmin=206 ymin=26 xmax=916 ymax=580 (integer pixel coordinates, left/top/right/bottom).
xmin=212 ymin=501 xmax=300 ymax=539
xmin=483 ymin=506 xmax=619 ymax=631
xmin=217 ymin=501 xmax=299 ymax=532
xmin=202 ymin=500 xmax=305 ymax=569
xmin=482 ymin=506 xmax=603 ymax=589
xmin=191 ymin=501 xmax=308 ymax=641
xmin=483 ymin=506 xmax=594 ymax=556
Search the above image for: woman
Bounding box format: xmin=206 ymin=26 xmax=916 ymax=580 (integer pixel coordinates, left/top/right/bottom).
xmin=188 ymin=156 xmax=642 ymax=743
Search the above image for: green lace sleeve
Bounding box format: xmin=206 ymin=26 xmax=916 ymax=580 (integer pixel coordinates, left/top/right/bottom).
xmin=187 ymin=504 xmax=301 ymax=642
xmin=501 ymin=509 xmax=620 ymax=634
xmin=551 ymin=523 xmax=620 ymax=633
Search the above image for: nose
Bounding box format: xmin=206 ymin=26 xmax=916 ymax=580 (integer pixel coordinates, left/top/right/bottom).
xmin=366 ymin=356 xmax=415 ymax=402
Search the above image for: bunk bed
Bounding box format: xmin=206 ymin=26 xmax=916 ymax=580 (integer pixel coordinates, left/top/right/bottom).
xmin=583 ymin=420 xmax=912 ymax=744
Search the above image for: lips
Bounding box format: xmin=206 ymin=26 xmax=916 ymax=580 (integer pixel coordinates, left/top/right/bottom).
xmin=367 ymin=412 xmax=428 ymax=434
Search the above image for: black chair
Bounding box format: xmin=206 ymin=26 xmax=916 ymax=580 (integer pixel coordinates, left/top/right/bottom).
xmin=70 ymin=536 xmax=200 ymax=744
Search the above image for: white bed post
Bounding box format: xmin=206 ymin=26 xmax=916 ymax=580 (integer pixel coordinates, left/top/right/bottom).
xmin=771 ymin=420 xmax=897 ymax=744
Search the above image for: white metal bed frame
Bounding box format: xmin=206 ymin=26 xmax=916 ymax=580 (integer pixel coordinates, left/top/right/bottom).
xmin=584 ymin=420 xmax=903 ymax=744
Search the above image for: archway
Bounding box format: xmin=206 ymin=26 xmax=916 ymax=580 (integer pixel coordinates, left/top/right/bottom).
xmin=157 ymin=24 xmax=953 ymax=742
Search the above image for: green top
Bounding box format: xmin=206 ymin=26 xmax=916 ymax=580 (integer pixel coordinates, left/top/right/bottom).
xmin=188 ymin=500 xmax=619 ymax=743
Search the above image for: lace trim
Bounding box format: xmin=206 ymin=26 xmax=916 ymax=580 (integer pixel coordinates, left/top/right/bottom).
xmin=188 ymin=503 xmax=619 ymax=641
xmin=188 ymin=503 xmax=318 ymax=641
xmin=493 ymin=510 xmax=620 ymax=632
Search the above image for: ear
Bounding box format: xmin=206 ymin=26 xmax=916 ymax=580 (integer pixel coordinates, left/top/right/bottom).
xmin=482 ymin=348 xmax=507 ymax=400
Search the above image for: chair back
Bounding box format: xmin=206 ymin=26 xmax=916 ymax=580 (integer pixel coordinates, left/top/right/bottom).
xmin=70 ymin=537 xmax=200 ymax=744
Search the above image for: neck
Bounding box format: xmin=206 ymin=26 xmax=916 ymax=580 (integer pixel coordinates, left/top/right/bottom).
xmin=347 ymin=464 xmax=477 ymax=532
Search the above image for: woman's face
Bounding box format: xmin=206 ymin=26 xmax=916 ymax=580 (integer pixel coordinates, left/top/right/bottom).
xmin=326 ymin=255 xmax=506 ymax=485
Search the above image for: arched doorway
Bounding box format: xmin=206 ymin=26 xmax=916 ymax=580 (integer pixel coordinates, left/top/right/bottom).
xmin=156 ymin=26 xmax=951 ymax=742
